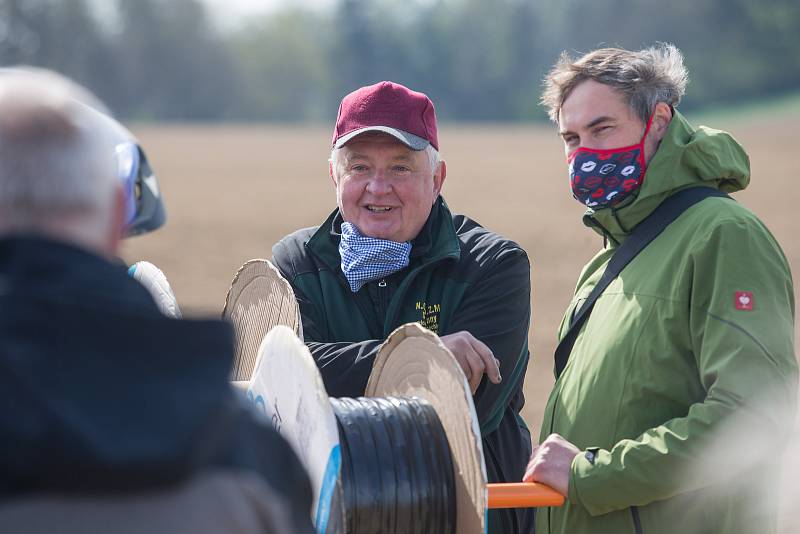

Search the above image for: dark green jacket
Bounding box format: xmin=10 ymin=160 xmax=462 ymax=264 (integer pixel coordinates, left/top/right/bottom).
xmin=538 ymin=111 xmax=797 ymax=534
xmin=273 ymin=197 xmax=533 ymax=533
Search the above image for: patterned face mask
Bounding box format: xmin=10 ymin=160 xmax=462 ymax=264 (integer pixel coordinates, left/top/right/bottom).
xmin=339 ymin=222 xmax=412 ymax=293
xmin=567 ymin=113 xmax=654 ymax=209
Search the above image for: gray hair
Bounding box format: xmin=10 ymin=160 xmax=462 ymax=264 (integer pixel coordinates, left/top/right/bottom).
xmin=0 ymin=68 xmax=117 ymax=244
xmin=541 ymin=43 xmax=689 ymax=124
xmin=330 ymin=143 xmax=441 ymax=178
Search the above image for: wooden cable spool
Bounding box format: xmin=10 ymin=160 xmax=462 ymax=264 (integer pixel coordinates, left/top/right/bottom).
xmin=226 ymin=260 xmax=563 ymax=533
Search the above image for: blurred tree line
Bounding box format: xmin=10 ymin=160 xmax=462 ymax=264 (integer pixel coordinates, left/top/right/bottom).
xmin=1 ymin=0 xmax=798 ymax=121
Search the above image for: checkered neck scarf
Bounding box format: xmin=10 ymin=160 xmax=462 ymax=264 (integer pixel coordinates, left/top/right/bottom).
xmin=339 ymin=222 xmax=412 ymax=293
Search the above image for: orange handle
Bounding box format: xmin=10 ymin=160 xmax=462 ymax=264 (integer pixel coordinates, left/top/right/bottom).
xmin=487 ymin=482 xmax=565 ymax=508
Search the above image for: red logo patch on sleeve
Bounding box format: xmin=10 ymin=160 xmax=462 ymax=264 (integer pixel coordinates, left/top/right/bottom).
xmin=735 ymin=291 xmax=754 ymax=311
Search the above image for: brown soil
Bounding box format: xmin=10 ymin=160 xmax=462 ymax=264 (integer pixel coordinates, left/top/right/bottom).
xmin=123 ymin=116 xmax=800 ymax=438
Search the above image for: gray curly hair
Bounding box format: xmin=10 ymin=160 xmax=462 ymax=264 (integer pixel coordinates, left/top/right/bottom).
xmin=541 ymin=43 xmax=689 ymax=124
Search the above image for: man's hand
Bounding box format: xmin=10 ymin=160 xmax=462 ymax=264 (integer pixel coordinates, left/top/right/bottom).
xmin=440 ymin=331 xmax=501 ymax=393
xmin=523 ymin=433 xmax=580 ymax=496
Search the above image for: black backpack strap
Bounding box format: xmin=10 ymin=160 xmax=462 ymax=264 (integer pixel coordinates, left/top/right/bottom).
xmin=554 ymin=187 xmax=732 ymax=379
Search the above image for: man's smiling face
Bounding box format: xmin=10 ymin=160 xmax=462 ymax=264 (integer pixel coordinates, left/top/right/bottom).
xmin=331 ymin=132 xmax=445 ymax=243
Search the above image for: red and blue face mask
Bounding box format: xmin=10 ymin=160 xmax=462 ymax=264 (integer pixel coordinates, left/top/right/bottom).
xmin=567 ymin=114 xmax=654 ymax=209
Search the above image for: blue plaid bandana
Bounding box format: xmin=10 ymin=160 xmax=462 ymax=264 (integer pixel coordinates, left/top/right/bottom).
xmin=339 ymin=222 xmax=412 ymax=292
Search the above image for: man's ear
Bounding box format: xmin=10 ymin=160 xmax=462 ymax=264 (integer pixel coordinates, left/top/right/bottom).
xmin=644 ymin=103 xmax=674 ymax=164
xmin=329 ymin=161 xmax=337 ymax=187
xmin=651 ymin=102 xmax=673 ymax=142
xmin=433 ymin=160 xmax=447 ymax=202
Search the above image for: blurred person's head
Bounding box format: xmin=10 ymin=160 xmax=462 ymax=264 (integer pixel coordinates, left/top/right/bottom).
xmin=328 ymin=81 xmax=446 ymax=243
xmin=0 ymin=68 xmax=164 ymax=257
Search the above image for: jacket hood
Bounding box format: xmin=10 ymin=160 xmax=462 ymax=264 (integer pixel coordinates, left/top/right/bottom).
xmin=586 ymin=110 xmax=750 ymax=243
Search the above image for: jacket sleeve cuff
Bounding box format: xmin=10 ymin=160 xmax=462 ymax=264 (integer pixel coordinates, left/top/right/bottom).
xmin=568 ymin=447 xmax=609 ymax=517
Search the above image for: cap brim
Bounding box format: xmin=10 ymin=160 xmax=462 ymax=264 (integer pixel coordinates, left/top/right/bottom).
xmin=334 ymin=126 xmax=430 ymax=150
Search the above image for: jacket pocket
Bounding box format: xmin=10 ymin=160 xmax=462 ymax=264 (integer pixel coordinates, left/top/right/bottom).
xmin=631 ymin=506 xmax=644 ymax=534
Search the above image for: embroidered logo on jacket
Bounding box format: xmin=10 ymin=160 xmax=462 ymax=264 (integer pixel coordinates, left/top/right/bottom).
xmin=415 ymin=301 xmax=441 ymax=333
xmin=734 ymin=291 xmax=754 ymax=311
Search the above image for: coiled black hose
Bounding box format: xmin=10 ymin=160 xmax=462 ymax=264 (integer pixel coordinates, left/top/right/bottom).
xmin=330 ymin=396 xmax=456 ymax=534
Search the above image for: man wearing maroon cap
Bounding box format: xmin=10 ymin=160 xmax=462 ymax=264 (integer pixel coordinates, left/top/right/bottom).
xmin=273 ymin=81 xmax=534 ymax=533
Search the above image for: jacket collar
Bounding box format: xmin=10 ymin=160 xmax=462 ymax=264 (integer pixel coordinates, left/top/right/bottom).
xmin=0 ymin=235 xmax=148 ymax=307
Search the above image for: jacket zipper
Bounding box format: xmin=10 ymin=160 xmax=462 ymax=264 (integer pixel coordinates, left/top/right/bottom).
xmin=376 ymin=279 xmax=390 ymax=319
xmin=631 ymin=506 xmax=644 ymax=534
xmin=545 ymin=294 xmax=584 ymax=532
xmin=544 ymin=214 xmax=619 ymax=534
xmin=545 ymin=374 xmax=561 ymax=532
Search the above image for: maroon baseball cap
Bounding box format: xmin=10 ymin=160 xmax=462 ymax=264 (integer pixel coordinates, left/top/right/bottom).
xmin=332 ymin=81 xmax=439 ymax=151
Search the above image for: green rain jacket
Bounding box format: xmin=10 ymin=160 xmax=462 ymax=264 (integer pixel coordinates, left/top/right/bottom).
xmin=273 ymin=197 xmax=533 ymax=533
xmin=538 ymin=111 xmax=798 ymax=534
